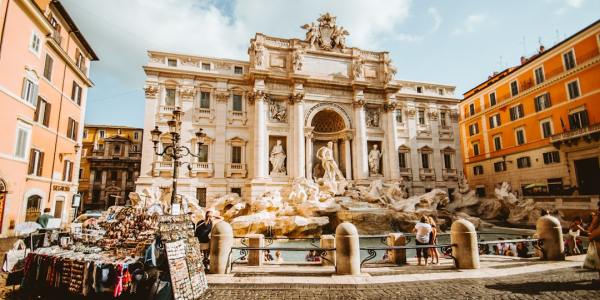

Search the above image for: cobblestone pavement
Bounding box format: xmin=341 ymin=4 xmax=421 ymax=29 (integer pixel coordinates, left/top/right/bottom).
xmin=200 ymin=267 xmax=600 ymax=300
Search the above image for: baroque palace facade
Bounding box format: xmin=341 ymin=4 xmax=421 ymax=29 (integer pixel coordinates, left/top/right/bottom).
xmin=459 ymin=20 xmax=600 ymax=197
xmin=137 ymin=14 xmax=463 ymax=207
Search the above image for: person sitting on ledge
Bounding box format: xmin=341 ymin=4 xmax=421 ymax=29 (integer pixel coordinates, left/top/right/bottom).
xmin=264 ymin=249 xmax=274 ymax=262
xmin=413 ymin=216 xmax=432 ymax=266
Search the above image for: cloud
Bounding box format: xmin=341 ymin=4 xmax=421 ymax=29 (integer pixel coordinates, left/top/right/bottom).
xmin=554 ymin=0 xmax=585 ymax=14
xmin=427 ymin=7 xmax=442 ymax=33
xmin=565 ymin=0 xmax=585 ymax=7
xmin=452 ymin=14 xmax=486 ymax=35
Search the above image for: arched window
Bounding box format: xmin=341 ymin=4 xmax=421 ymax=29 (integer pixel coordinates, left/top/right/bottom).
xmin=25 ymin=195 xmax=42 ymax=222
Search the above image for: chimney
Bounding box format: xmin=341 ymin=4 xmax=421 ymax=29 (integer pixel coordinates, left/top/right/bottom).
xmin=520 ymin=56 xmax=527 ymax=64
xmin=539 ymin=45 xmax=545 ymax=53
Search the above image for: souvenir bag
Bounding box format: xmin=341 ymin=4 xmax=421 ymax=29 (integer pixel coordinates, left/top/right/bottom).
xmin=2 ymin=239 xmax=29 ymax=272
xmin=583 ymin=241 xmax=600 ymax=270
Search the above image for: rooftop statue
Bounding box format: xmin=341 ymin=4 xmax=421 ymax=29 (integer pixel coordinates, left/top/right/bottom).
xmin=301 ymin=13 xmax=349 ymax=51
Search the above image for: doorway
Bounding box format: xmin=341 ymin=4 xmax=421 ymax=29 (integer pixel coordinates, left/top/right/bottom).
xmin=574 ymin=158 xmax=600 ymax=195
xmin=54 ymin=196 xmax=65 ymax=219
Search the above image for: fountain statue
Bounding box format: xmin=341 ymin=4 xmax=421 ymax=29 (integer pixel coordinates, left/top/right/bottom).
xmin=316 ymin=141 xmax=347 ymax=195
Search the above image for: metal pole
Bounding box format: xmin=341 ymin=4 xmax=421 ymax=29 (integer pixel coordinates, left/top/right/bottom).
xmin=171 ymin=133 xmax=179 ymax=206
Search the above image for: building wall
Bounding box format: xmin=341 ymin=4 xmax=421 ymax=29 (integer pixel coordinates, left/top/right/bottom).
xmin=78 ymin=126 xmax=143 ymax=211
xmin=459 ymin=21 xmax=600 ymax=196
xmin=0 ymin=0 xmax=96 ymax=236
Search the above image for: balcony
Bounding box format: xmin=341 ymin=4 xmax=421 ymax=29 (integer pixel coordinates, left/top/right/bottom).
xmin=194 ymin=107 xmax=215 ymax=123
xmin=550 ymin=122 xmax=600 ymax=148
xmin=227 ymin=110 xmax=248 ymax=125
xmin=158 ymin=105 xmax=177 ymax=117
xmin=419 ymin=168 xmax=435 ymax=181
xmin=442 ymin=168 xmax=458 ymax=180
xmin=51 ymin=29 xmax=62 ymax=45
xmin=226 ymin=163 xmax=247 ymax=178
xmin=152 ymin=161 xmax=174 ymax=176
xmin=190 ymin=162 xmax=214 ymax=176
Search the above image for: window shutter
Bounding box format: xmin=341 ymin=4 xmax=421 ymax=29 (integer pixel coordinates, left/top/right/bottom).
xmin=28 ymin=149 xmax=35 ymax=174
xmin=32 ymin=84 xmax=38 ymax=106
xmin=34 ymin=98 xmax=41 ymax=121
xmin=37 ymin=152 xmax=44 ymax=176
xmin=68 ymin=162 xmax=73 ymax=182
xmin=43 ymin=102 xmax=51 ymax=126
xmin=21 ymin=79 xmax=27 ymax=99
xmin=76 ymin=86 xmax=82 ymax=105
xmin=67 ymin=119 xmax=73 ymax=139
xmin=581 ymin=110 xmax=589 ymax=127
xmin=71 ymin=83 xmax=76 ymax=101
xmin=546 ymin=93 xmax=551 ymax=107
xmin=568 ymin=114 xmax=576 ymax=129
xmin=74 ymin=121 xmax=79 ymax=140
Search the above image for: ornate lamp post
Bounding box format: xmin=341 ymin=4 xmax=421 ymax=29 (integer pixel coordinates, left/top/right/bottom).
xmin=150 ymin=108 xmax=206 ymax=207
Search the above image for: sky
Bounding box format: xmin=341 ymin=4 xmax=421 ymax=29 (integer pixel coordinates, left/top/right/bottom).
xmin=62 ymin=0 xmax=600 ymax=128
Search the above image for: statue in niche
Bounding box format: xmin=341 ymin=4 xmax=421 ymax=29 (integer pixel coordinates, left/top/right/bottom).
xmin=366 ymin=109 xmax=379 ymax=127
xmin=368 ymin=144 xmax=383 ymax=176
xmin=269 ymin=140 xmax=287 ymax=175
xmin=292 ymin=49 xmax=304 ymax=71
xmin=269 ymin=101 xmax=287 ymax=122
xmin=316 ymin=141 xmax=347 ymax=195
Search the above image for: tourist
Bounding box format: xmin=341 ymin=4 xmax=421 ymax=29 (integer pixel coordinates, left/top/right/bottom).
xmin=427 ymin=216 xmax=440 ymax=265
xmin=195 ymin=210 xmax=223 ymax=270
xmin=587 ymin=203 xmax=600 ymax=285
xmin=567 ymin=216 xmax=587 ymax=255
xmin=479 ymin=240 xmax=491 ymax=255
xmin=36 ymin=208 xmax=53 ymax=228
xmin=516 ymin=242 xmax=530 ymax=258
xmin=264 ymin=249 xmax=274 ymax=262
xmin=275 ymin=250 xmax=284 ymax=263
xmin=495 ymin=238 xmax=516 ymax=256
xmin=306 ymin=250 xmax=315 ymax=262
xmin=413 ymin=216 xmax=432 ymax=266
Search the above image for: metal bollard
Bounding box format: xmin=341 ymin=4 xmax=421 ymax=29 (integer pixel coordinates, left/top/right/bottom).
xmin=450 ymin=219 xmax=480 ymax=269
xmin=335 ymin=222 xmax=360 ymax=275
xmin=209 ymin=221 xmax=233 ymax=274
xmin=535 ymin=215 xmax=565 ymax=260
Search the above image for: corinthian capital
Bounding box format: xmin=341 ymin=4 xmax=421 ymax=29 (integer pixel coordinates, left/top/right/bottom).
xmin=288 ymin=91 xmax=305 ymax=104
xmin=248 ymin=90 xmax=267 ymax=105
xmin=144 ymin=85 xmax=159 ymax=98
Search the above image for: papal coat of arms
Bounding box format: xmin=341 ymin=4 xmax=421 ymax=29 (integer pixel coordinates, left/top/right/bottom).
xmin=301 ymin=13 xmax=349 ymax=51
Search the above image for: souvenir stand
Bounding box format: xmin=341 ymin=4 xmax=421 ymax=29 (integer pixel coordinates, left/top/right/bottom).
xmin=10 ymin=206 xmax=208 ymax=299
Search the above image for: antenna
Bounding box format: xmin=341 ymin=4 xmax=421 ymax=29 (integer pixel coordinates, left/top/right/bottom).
xmin=538 ymin=36 xmax=542 ymax=47
xmin=555 ymin=29 xmax=560 ymax=44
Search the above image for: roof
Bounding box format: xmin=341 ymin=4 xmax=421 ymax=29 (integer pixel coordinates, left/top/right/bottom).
xmin=84 ymin=124 xmax=143 ymax=130
xmin=50 ymin=0 xmax=99 ymax=61
xmin=463 ymin=18 xmax=600 ymax=99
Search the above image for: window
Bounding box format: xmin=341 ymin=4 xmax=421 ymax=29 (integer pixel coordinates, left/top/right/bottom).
xmin=28 ymin=149 xmax=44 ymax=176
xmin=71 ymin=82 xmax=82 ymax=105
xmin=534 ymin=93 xmax=552 ymax=111
xmin=34 ymin=97 xmax=51 ymax=127
xmin=196 ymin=188 xmax=207 ymax=207
xmin=22 ymin=78 xmax=38 ymax=106
xmin=99 ymin=130 xmax=105 ymax=138
xmin=543 ymin=151 xmax=560 ymax=164
xmin=489 ymin=114 xmax=501 ymax=129
xmin=489 ymin=92 xmax=496 ymax=106
xmin=516 ymin=156 xmax=531 ymax=168
xmin=14 ymin=122 xmax=31 ymax=160
xmin=472 ymin=142 xmax=480 ymax=156
xmin=198 ymin=144 xmax=209 ymax=162
xmin=29 ymin=31 xmax=41 ymax=55
xmin=440 ymin=112 xmax=448 ymax=127
xmin=438 ymin=88 xmax=444 ymax=95
xmin=443 ymin=153 xmax=452 ymax=169
xmin=395 ymin=109 xmax=403 ymax=124
xmin=563 ymin=50 xmax=576 ymax=71
xmin=540 ymin=120 xmax=553 ymax=138
xmin=476 ymin=187 xmax=486 ymax=197
xmin=418 ymin=110 xmax=425 ymax=125
xmin=83 ymin=130 xmax=88 ymax=139
xmin=66 ymin=118 xmax=79 ymax=141
xmin=234 ymin=66 xmax=243 ymax=74
xmin=113 ymin=144 xmax=121 ymax=155
xmin=567 ymin=80 xmax=580 ymax=100
xmin=63 ymin=160 xmax=73 ymax=182
xmin=568 ymin=109 xmax=589 ymax=130
xmin=510 ymin=80 xmax=519 ymax=97
xmin=200 ymin=91 xmax=210 ymax=109
xmin=231 ymin=146 xmax=242 ymax=163
xmin=231 ymin=188 xmax=242 ymax=197
xmin=232 ymin=94 xmax=243 ymax=112
xmin=416 ymin=86 xmax=423 ymax=93
xmin=493 ymin=135 xmax=502 ymax=151
xmin=79 ymin=168 xmax=83 ymax=179
xmin=165 ymin=88 xmax=176 ymax=106
xmin=134 ymin=131 xmax=140 ymax=140
xmin=469 ymin=103 xmax=475 ymax=116
xmin=202 ymin=63 xmax=211 ymax=70
xmin=75 ymin=50 xmax=85 ymax=70
xmin=494 ymin=161 xmax=507 ymax=172
xmin=110 ymin=170 xmax=118 ymax=180
xmin=398 ymin=152 xmax=407 ymax=168
xmin=534 ymin=67 xmax=544 ymax=84
xmin=421 ymin=153 xmax=430 ymax=169
xmin=473 ymin=165 xmax=484 ymax=175
xmin=509 ymin=104 xmax=524 ymax=121
xmin=44 ymin=54 xmax=53 ymax=80
xmin=468 ymin=123 xmax=479 ymax=136
xmin=167 ymin=59 xmax=177 ymax=67
xmin=515 ymin=128 xmax=526 ymax=145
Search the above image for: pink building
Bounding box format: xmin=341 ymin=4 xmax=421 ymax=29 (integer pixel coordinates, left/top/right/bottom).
xmin=0 ymin=0 xmax=97 ymax=236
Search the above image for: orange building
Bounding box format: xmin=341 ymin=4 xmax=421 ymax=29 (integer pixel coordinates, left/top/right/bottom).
xmin=459 ymin=20 xmax=600 ymax=198
xmin=0 ymin=0 xmax=97 ymax=236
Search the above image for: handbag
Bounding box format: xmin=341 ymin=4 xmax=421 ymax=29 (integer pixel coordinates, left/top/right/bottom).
xmin=583 ymin=241 xmax=600 ymax=270
xmin=2 ymin=239 xmax=29 ymax=272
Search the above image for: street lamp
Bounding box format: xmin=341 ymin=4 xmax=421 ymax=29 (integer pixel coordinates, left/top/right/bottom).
xmin=150 ymin=108 xmax=206 ymax=208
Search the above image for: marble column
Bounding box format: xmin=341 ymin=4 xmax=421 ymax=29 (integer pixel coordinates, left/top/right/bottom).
xmin=214 ymin=88 xmax=228 ymax=178
xmin=253 ymin=92 xmax=268 ymax=179
xmin=293 ymin=98 xmax=305 ymax=178
xmin=385 ymin=104 xmax=400 ymax=180
xmin=344 ymin=137 xmax=352 ymax=180
xmin=353 ymin=102 xmax=368 ymax=180
xmin=305 ymin=134 xmax=313 ymax=180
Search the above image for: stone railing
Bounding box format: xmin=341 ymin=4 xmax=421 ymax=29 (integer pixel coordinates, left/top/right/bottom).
xmin=442 ymin=168 xmax=458 ymax=180
xmin=208 ymin=216 xmax=564 ymax=275
xmin=152 ymin=160 xmax=174 ymax=176
xmin=159 ymin=105 xmax=177 ymax=116
xmin=226 ymin=163 xmax=247 ymax=177
xmin=419 ymin=168 xmax=435 ymax=180
xmin=227 ymin=110 xmax=247 ymax=125
xmin=399 ymin=167 xmax=411 ymax=175
xmin=194 ymin=107 xmax=215 ymax=123
xmin=190 ymin=162 xmax=213 ymax=176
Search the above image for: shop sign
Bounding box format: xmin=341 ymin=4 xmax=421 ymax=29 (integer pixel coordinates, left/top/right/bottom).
xmin=53 ymin=185 xmax=70 ymax=192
